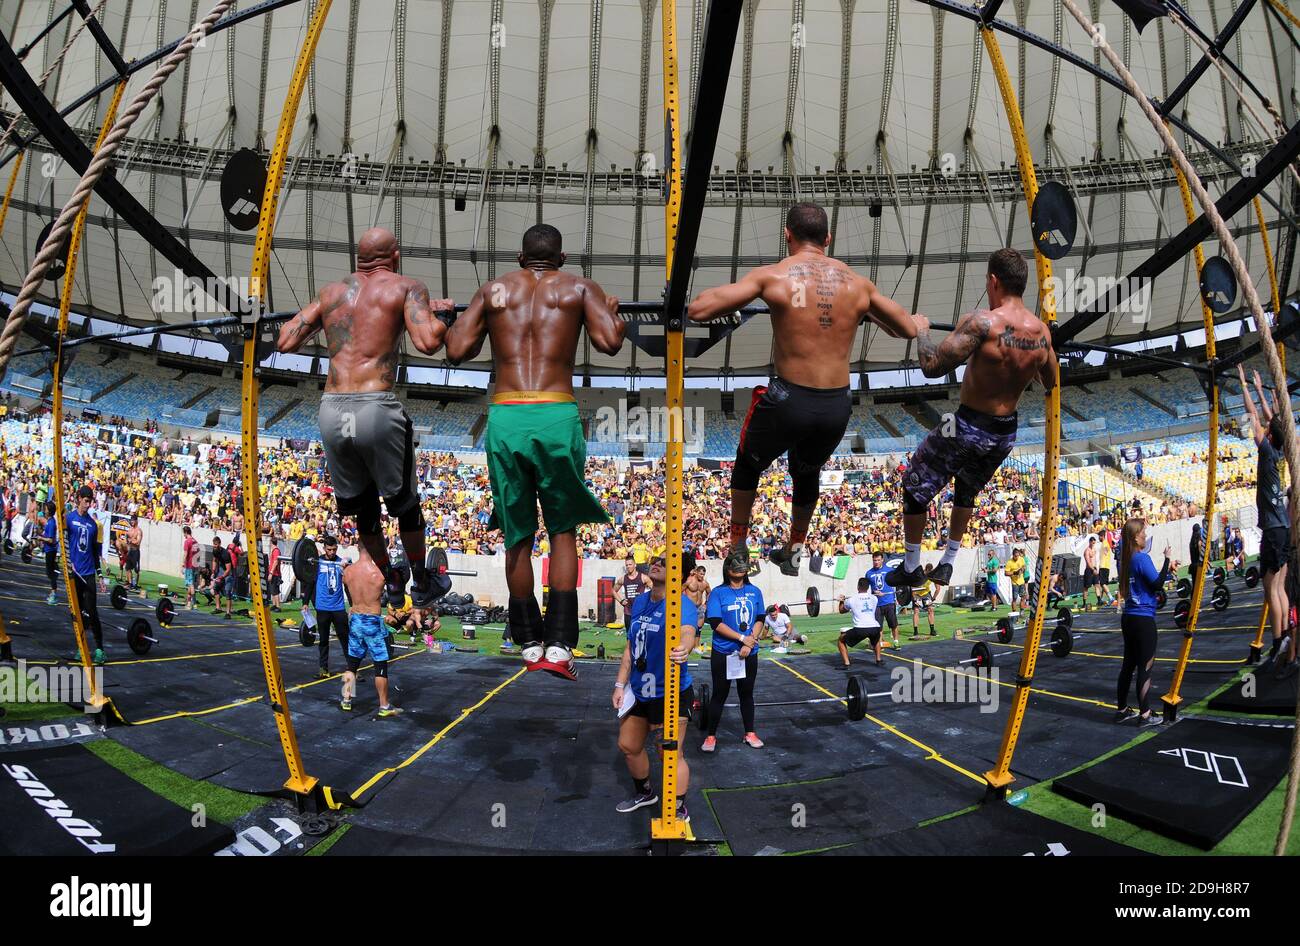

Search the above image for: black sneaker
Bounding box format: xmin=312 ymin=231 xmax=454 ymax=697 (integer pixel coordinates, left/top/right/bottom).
xmin=1113 ymin=707 xmax=1138 ymax=723
xmin=768 ymin=547 xmax=802 ymax=577
xmin=675 ymin=799 xmax=690 ymax=823
xmin=928 ymin=562 xmax=953 ymax=586
xmin=885 ymin=564 xmax=929 ymax=589
xmin=616 ymin=791 xmax=659 ymax=813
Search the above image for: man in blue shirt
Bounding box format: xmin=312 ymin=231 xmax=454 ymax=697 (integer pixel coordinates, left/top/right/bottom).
xmin=41 ymin=504 xmax=59 ymax=606
xmin=613 ymin=552 xmax=698 ymax=819
xmin=865 ymin=551 xmax=899 ymax=649
xmin=702 ymin=549 xmax=766 ymax=753
xmin=65 ymin=486 xmax=107 ymax=665
xmin=313 ymin=535 xmax=350 ymax=677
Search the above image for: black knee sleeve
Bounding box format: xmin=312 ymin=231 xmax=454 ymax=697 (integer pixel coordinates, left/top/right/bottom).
xmin=508 ymin=595 xmax=544 ymax=646
xmin=544 ymin=589 xmax=579 ymax=649
xmin=902 ymin=490 xmax=928 ymax=516
xmin=730 ymin=451 xmax=763 ymax=492
xmin=396 ymin=502 xmax=424 ymax=534
xmin=791 ymin=468 xmax=820 ymax=510
xmin=340 ymin=483 xmax=382 ymax=535
xmin=372 ymin=661 xmax=389 ymax=679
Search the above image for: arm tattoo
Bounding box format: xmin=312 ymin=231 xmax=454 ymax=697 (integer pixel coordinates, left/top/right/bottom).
xmin=917 ymin=314 xmax=991 ymax=377
xmin=405 ymin=284 xmax=431 ymax=325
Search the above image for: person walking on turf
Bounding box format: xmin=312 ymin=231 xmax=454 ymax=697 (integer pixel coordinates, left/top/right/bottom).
xmin=1238 ymin=366 xmax=1296 ymax=678
xmin=181 ymin=525 xmax=200 ymax=610
xmin=41 ymin=503 xmax=59 ymax=605
xmin=445 ymin=223 xmax=625 ymax=680
xmin=124 ymin=516 xmax=143 ymax=590
xmin=865 ymin=550 xmax=900 ymax=649
xmin=837 ymin=576 xmax=882 ymax=668
xmin=339 ymin=552 xmax=401 ymax=717
xmin=910 ymin=563 xmax=938 ymax=637
xmin=686 ymin=202 xmax=919 ymax=576
xmin=888 ymin=249 xmax=1057 ymax=591
xmin=1115 ymin=517 xmax=1175 ymax=727
xmin=314 ymin=535 xmax=349 ymax=678
xmin=276 ymin=227 xmax=454 ymax=611
xmin=701 ymin=550 xmax=766 ymax=752
xmin=613 ymin=553 xmax=696 ymax=820
xmin=210 ymin=535 xmax=234 ymax=620
xmin=65 ymin=486 xmax=107 ymax=665
xmin=1082 ymin=536 xmax=1101 ymax=611
xmin=984 ymin=550 xmax=1002 ymax=611
xmin=1005 ymin=548 xmax=1028 ymax=613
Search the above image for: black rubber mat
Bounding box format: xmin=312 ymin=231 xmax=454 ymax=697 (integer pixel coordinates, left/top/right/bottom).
xmin=822 ymin=803 xmax=1149 ymax=855
xmin=1207 ymin=669 xmax=1298 ymax=715
xmin=703 ymin=764 xmax=973 ymax=855
xmin=0 ymin=743 xmax=234 ymax=855
xmin=1053 ymin=717 xmax=1293 ymax=849
xmin=325 ymin=823 xmax=646 ymax=856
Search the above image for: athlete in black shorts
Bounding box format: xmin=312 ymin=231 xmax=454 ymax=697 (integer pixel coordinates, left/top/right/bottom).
xmin=688 ymin=202 xmax=918 ymax=577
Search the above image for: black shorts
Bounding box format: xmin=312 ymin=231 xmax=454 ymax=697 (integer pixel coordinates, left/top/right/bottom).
xmin=733 ymin=378 xmax=852 ymax=485
xmin=876 ymin=602 xmax=898 ymax=629
xmin=126 ymin=548 xmax=140 ymax=570
xmin=269 ymin=575 xmax=282 ymax=596
xmin=1099 ymin=568 xmax=1110 ymax=585
xmin=1083 ymin=567 xmax=1098 ymax=585
xmin=842 ymin=626 xmax=881 ymax=648
xmin=627 ymin=686 xmax=693 ymax=726
xmin=911 ymin=592 xmax=934 ymax=610
xmin=1260 ymin=526 xmax=1291 ymax=574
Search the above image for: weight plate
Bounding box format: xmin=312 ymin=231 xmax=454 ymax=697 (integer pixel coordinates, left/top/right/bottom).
xmin=971 ymin=641 xmax=994 ymax=669
xmin=292 ymin=536 xmax=319 ymax=586
xmin=1176 ymin=577 xmax=1192 ymax=599
xmin=1051 ymin=624 xmax=1073 ymax=658
xmin=1245 ymin=566 xmax=1259 ymax=589
xmin=1056 ymin=606 xmax=1073 ymax=631
xmin=155 ymin=597 xmax=176 ymax=627
xmin=20 ymin=546 xmax=32 ymax=564
xmin=996 ymin=617 xmax=1014 ymax=644
xmin=1212 ymin=565 xmax=1227 ymax=586
xmin=299 ymin=623 xmax=317 ymax=647
xmin=895 ymin=585 xmax=913 ymax=608
xmin=1212 ymin=585 xmax=1230 ymax=611
xmin=110 ymin=585 xmax=128 ymax=609
xmin=127 ymin=618 xmax=153 ymax=655
xmin=1174 ymin=598 xmax=1191 ymax=629
xmin=846 ymin=675 xmax=867 ymax=721
xmin=805 ymin=586 xmax=821 ymax=618
xmin=2 ymin=538 xmax=11 ymax=555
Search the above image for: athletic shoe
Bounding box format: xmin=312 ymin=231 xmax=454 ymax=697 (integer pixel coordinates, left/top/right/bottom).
xmin=528 ymin=643 xmax=579 ymax=681
xmin=377 ymin=706 xmax=403 ymax=718
xmin=1113 ymin=708 xmax=1138 ymax=723
xmin=676 ymin=799 xmax=690 ymax=823
xmin=92 ymin=648 xmax=106 ymax=666
xmin=700 ymin=736 xmax=717 ymax=753
xmin=772 ymin=646 xmax=788 ymax=655
xmin=768 ymin=546 xmax=802 ymax=577
xmin=928 ymin=563 xmax=953 ymax=586
xmin=615 ymin=791 xmax=659 ymax=813
xmin=316 ymin=668 xmax=331 ymax=680
xmin=46 ymin=592 xmax=58 ymax=605
xmin=885 ymin=564 xmax=929 ymax=589
xmin=1275 ymin=659 xmax=1298 ymax=680
xmin=339 ymin=699 xmax=353 ymax=712
xmin=743 ymin=732 xmax=764 ymax=748
xmin=1137 ymin=713 xmax=1163 ymax=728
xmin=408 ymin=573 xmax=445 ymax=610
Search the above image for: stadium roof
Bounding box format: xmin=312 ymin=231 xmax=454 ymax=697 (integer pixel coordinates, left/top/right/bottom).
xmin=0 ymin=0 xmax=1295 ymax=378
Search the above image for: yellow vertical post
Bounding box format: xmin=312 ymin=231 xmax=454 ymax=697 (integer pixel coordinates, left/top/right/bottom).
xmin=50 ymin=80 xmax=125 ymax=710
xmin=0 ymin=152 xmax=25 ymax=237
xmin=651 ymin=0 xmax=690 ymax=845
xmin=1247 ymin=195 xmax=1284 ymax=660
xmin=979 ymin=29 xmax=1060 ymax=795
xmin=1161 ymin=148 xmax=1218 ymax=716
xmin=241 ymin=0 xmax=333 ymax=800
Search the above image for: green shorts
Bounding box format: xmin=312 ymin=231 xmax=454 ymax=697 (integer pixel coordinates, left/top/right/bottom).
xmin=485 ymin=401 xmax=609 ymax=548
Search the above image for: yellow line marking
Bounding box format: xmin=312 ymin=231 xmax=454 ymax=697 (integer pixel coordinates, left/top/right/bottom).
xmin=767 ymin=658 xmax=986 ymax=786
xmin=986 ymin=640 xmax=1245 ymax=665
xmin=350 ymin=667 xmax=527 ymax=800
xmin=20 ymin=642 xmax=300 ymax=667
xmin=880 ymin=650 xmax=1117 ymax=709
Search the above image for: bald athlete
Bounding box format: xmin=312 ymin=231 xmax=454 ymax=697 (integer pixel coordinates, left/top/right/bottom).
xmin=888 ymin=248 xmax=1057 ymax=589
xmin=444 ymin=224 xmax=625 ymax=680
xmin=686 ymin=201 xmax=919 ymax=577
xmin=276 ymin=227 xmax=455 ymax=608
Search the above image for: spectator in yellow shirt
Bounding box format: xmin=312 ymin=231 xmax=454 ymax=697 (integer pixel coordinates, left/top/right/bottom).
xmin=1005 ymin=548 xmax=1028 ymax=611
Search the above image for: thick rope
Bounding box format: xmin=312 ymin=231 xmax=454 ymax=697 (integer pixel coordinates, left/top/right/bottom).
xmin=0 ymin=0 xmax=109 ymax=155
xmin=0 ymin=0 xmax=236 ymax=379
xmin=1060 ymin=0 xmax=1300 ymax=857
xmin=1168 ymin=13 xmax=1300 ymax=194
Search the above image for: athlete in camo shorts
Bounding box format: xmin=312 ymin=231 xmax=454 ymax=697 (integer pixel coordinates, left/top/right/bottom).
xmin=887 ymin=249 xmax=1057 ymax=590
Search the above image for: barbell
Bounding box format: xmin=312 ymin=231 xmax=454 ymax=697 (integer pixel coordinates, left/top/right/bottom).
xmin=846 ymin=642 xmax=996 ymax=720
xmin=992 ymin=606 xmax=1074 ymax=646
xmin=2 ymin=537 xmax=34 ymax=563
xmin=1173 ymin=583 xmax=1231 ymax=628
xmin=770 ymin=586 xmax=824 ymax=618
xmin=126 ymin=617 xmax=157 ymax=655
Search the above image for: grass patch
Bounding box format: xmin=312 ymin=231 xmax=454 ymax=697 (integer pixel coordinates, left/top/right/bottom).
xmin=305 ymin=822 xmax=351 ymax=856
xmin=86 ymin=739 xmax=266 ymax=826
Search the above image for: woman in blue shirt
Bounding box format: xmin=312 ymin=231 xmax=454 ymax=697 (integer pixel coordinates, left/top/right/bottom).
xmin=65 ymin=486 xmax=107 ymax=665
xmin=702 ymin=549 xmax=766 ymax=753
xmin=1115 ymin=517 xmax=1174 ymax=727
xmin=613 ymin=553 xmax=697 ymax=820
xmin=41 ymin=503 xmax=60 ymax=605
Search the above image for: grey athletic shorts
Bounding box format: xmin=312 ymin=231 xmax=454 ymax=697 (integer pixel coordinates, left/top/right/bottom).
xmin=318 ymin=392 xmax=418 ymax=516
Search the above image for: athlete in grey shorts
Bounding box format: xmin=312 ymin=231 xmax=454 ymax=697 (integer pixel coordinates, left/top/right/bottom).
xmin=276 ymin=227 xmax=456 ymax=608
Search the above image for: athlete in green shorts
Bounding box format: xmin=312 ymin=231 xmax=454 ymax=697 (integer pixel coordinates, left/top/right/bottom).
xmin=445 ymin=224 xmax=625 ymax=680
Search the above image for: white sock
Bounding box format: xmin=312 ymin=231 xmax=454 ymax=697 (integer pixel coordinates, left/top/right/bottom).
xmin=904 ymin=542 xmax=921 ymax=571
xmin=939 ymin=539 xmax=961 ymax=567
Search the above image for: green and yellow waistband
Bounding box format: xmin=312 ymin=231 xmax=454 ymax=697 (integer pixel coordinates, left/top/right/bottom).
xmin=490 ymin=391 xmax=577 ymax=405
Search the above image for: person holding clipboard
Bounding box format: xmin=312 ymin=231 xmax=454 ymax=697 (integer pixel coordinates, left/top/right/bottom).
xmin=613 ymin=552 xmax=698 ymax=820
xmin=701 ymin=549 xmax=766 ymax=753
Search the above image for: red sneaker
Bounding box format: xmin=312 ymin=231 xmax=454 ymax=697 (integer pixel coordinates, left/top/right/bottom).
xmin=526 ymin=643 xmax=578 ymax=681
